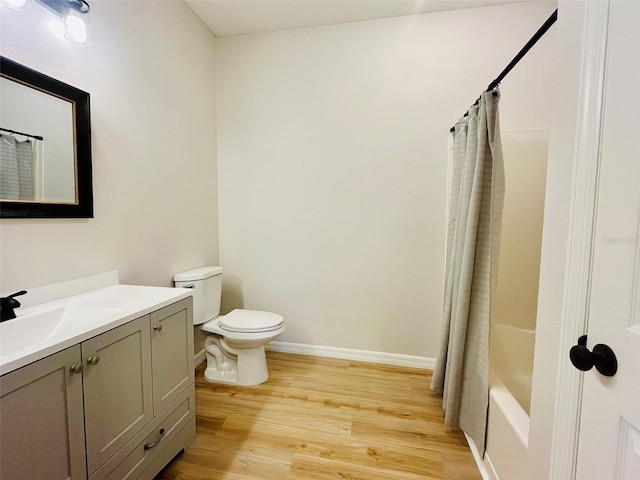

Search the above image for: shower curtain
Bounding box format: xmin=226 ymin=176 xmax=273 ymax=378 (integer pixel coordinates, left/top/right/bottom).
xmin=430 ymin=89 xmax=505 ymax=453
xmin=0 ymin=134 xmax=39 ymax=200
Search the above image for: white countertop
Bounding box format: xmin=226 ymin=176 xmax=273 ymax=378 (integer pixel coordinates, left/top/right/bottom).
xmin=0 ymin=284 xmax=192 ymax=376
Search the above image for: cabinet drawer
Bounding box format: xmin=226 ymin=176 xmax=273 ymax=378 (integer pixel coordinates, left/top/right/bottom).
xmin=89 ymin=388 xmax=195 ymax=480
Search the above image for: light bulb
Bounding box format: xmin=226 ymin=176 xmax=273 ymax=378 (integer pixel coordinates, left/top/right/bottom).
xmin=64 ymin=9 xmax=90 ymax=45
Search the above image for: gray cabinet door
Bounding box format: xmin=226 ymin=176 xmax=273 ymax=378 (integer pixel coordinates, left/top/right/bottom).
xmin=150 ymin=297 xmax=194 ymax=415
xmin=83 ymin=316 xmax=153 ymax=475
xmin=0 ymin=345 xmax=86 ymax=480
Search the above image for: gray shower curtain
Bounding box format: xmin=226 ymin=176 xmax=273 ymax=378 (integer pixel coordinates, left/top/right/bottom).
xmin=430 ymin=89 xmax=505 ymax=453
xmin=0 ymin=134 xmax=35 ymax=200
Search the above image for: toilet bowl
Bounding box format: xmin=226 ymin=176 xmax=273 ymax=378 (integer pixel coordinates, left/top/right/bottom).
xmin=173 ymin=267 xmax=284 ymax=386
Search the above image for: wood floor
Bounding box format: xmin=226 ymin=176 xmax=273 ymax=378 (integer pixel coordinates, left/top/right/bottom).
xmin=156 ymin=351 xmax=481 ymax=480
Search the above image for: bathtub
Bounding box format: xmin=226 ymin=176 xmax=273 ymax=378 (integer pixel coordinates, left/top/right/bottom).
xmin=481 ymin=371 xmax=530 ymax=480
xmin=483 ymin=324 xmax=536 ymax=480
xmin=489 ymin=324 xmax=535 ymax=414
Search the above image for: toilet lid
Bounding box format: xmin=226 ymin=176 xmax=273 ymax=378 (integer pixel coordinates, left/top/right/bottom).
xmin=219 ymin=309 xmax=284 ymax=333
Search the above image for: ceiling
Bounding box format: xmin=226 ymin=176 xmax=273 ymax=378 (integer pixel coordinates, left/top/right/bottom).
xmin=185 ymin=0 xmax=545 ymax=37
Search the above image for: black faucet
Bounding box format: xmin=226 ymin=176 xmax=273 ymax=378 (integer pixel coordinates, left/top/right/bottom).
xmin=0 ymin=291 xmax=27 ymax=322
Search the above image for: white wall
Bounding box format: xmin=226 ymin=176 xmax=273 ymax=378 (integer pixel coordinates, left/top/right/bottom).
xmin=215 ymin=2 xmax=556 ymax=358
xmin=528 ymin=1 xmax=587 ymax=478
xmin=0 ymin=1 xmax=218 ymax=292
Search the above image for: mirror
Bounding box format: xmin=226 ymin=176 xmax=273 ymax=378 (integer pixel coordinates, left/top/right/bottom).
xmin=0 ymin=56 xmax=93 ymax=218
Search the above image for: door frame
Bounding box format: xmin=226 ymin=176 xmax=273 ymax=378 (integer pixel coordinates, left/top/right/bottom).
xmin=548 ymin=1 xmax=611 ymax=478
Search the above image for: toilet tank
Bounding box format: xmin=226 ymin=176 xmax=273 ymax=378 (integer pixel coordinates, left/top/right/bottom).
xmin=173 ymin=266 xmax=223 ymax=326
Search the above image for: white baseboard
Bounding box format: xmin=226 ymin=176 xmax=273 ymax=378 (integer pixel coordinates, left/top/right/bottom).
xmin=194 ymin=349 xmax=206 ymax=367
xmin=464 ymin=432 xmax=498 ymax=480
xmin=266 ymin=341 xmax=435 ymax=370
xmin=483 ymin=452 xmax=499 ymax=480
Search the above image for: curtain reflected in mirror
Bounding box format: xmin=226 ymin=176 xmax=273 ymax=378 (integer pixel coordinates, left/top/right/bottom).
xmin=0 ymin=133 xmax=43 ymax=201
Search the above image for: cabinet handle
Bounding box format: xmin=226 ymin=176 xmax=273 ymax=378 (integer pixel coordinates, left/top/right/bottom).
xmin=70 ymin=363 xmax=84 ymax=374
xmin=87 ymin=355 xmax=100 ymax=366
xmin=143 ymin=428 xmax=166 ymax=450
xmin=153 ymin=324 xmax=163 ymax=331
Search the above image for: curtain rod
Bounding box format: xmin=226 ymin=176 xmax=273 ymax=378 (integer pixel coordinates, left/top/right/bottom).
xmin=450 ymin=8 xmax=558 ymax=133
xmin=0 ymin=127 xmax=44 ymax=141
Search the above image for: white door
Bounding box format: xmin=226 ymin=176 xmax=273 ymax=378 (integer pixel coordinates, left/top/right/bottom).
xmin=574 ymin=1 xmax=640 ymax=478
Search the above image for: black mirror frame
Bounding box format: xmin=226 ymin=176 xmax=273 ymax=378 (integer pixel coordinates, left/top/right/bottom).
xmin=0 ymin=56 xmax=93 ymax=218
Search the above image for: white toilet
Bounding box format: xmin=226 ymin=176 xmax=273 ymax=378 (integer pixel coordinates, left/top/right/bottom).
xmin=173 ymin=266 xmax=284 ymax=386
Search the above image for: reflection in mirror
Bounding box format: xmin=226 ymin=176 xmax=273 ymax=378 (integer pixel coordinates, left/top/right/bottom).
xmin=0 ymin=56 xmax=93 ymax=218
xmin=1 ymin=77 xmax=76 ymax=203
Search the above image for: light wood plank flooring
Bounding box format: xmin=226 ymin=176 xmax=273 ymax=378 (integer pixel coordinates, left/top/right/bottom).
xmin=156 ymin=351 xmax=481 ymax=480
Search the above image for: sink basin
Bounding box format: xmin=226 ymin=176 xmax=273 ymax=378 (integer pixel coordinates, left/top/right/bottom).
xmin=0 ymin=305 xmax=121 ymax=356
xmin=0 ymin=280 xmax=193 ymax=376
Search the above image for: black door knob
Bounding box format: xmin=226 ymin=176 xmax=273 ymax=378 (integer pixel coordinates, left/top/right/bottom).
xmin=569 ymin=335 xmax=617 ymax=377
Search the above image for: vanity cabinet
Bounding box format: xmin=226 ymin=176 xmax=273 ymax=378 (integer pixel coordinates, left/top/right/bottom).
xmin=0 ymin=297 xmax=195 ymax=480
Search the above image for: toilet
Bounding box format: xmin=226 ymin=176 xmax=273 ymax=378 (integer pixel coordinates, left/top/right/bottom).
xmin=173 ymin=266 xmax=284 ymax=386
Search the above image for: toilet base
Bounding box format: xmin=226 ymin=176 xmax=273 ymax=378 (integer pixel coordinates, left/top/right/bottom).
xmin=203 ymin=365 xmax=238 ymax=385
xmin=203 ymin=334 xmax=270 ymax=386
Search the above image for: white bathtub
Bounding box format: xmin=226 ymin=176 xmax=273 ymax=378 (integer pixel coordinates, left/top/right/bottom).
xmin=483 ymin=324 xmax=535 ymax=480
xmin=482 ymin=371 xmax=530 ymax=480
xmin=490 ymin=324 xmax=535 ymax=414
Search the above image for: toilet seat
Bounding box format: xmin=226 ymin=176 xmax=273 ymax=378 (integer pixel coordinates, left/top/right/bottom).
xmin=218 ymin=309 xmax=284 ymax=333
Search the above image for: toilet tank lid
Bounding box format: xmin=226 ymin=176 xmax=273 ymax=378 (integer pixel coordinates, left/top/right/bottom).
xmin=173 ymin=266 xmax=223 ymax=282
